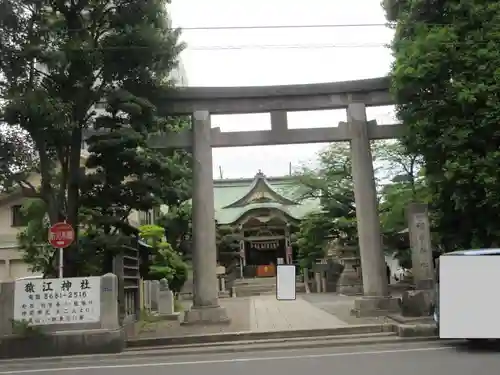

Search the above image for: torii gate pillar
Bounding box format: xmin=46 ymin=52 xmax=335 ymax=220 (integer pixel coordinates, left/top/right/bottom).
xmin=346 ymin=102 xmax=400 ymax=317
xmin=182 ymin=111 xmax=230 ymax=325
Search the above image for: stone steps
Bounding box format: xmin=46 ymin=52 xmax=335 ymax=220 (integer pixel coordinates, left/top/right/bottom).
xmin=233 ymin=277 xmax=306 ymax=297
xmin=233 ymin=280 xmax=276 ymax=286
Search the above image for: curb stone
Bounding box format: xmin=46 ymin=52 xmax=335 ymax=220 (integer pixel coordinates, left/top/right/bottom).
xmin=0 ymin=335 xmax=440 ymax=365
xmin=121 ymin=336 xmax=440 ymax=358
xmin=127 ymin=322 xmax=438 ymax=348
xmin=0 ymin=326 xmax=439 ymax=365
xmin=397 ymin=323 xmax=438 ymax=338
xmin=0 ymin=324 xmax=438 ymax=363
xmin=126 ymin=324 xmax=394 ymax=348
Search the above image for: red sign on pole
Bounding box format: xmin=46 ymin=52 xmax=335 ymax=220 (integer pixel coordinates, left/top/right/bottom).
xmin=48 ymin=222 xmax=75 ymax=249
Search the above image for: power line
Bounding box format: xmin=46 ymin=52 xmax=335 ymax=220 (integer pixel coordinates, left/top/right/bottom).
xmin=181 ymin=22 xmax=500 ymax=31
xmin=188 ymin=43 xmax=388 ymax=50
xmin=181 ymin=40 xmax=500 ymax=50
xmin=2 ymin=42 xmax=388 ymax=53
xmin=17 ymin=40 xmax=500 ymax=52
xmin=0 ymin=23 xmax=390 ymax=34
xmin=5 ymin=21 xmax=500 ymax=34
xmin=179 ymin=23 xmax=390 ymax=31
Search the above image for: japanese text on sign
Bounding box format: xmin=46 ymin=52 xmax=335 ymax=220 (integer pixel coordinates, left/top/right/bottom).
xmin=13 ymin=277 xmax=101 ymax=325
xmin=49 ymin=230 xmax=74 ymax=242
xmin=412 ymin=213 xmax=433 ymax=280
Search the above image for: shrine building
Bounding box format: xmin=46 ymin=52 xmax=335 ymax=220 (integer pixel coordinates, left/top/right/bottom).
xmin=214 ymin=171 xmax=319 ymax=276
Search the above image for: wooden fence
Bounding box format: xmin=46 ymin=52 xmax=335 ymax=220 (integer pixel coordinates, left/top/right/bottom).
xmin=113 ymin=244 xmax=141 ymax=325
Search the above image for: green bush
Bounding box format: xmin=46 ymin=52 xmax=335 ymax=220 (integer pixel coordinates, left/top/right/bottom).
xmin=140 ymin=225 xmax=188 ymax=294
xmin=149 ymin=242 xmax=188 ymax=294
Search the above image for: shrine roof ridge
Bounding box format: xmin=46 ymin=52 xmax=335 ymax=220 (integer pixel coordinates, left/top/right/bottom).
xmin=214 ymin=174 xmax=296 ymax=186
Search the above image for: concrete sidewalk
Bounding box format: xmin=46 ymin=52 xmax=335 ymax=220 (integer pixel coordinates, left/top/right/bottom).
xmin=301 ymin=294 xmax=391 ymax=325
xmin=129 ymin=294 xmax=436 ymax=349
xmin=135 ymin=294 xmax=373 ymax=339
xmin=250 ymin=295 xmax=348 ymax=331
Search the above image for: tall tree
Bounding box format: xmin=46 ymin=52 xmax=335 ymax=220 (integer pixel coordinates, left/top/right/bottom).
xmin=294 ymin=140 xmax=426 ymax=268
xmin=389 ymin=0 xmax=500 ymax=250
xmin=376 ymin=140 xmax=427 ymax=235
xmin=0 ymin=0 xmax=185 ymax=275
xmin=293 ymin=143 xmax=359 ymax=267
xmin=375 ymin=140 xmax=422 ymax=194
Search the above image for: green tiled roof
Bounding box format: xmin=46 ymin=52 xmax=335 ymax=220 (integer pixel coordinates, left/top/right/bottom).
xmin=213 ymin=172 xmax=320 ymax=225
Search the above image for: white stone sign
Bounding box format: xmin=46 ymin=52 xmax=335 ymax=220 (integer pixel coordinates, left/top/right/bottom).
xmin=13 ymin=277 xmax=101 ymax=325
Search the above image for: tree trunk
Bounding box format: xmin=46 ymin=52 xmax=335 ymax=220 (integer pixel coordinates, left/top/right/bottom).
xmin=64 ymin=130 xmax=83 ymax=277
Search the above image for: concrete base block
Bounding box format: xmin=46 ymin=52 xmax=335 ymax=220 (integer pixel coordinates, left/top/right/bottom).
xmin=400 ymin=289 xmax=435 ymax=317
xmin=0 ymin=328 xmax=125 ymax=359
xmin=388 ymin=314 xmax=434 ymax=325
xmin=144 ymin=312 xmax=181 ymax=322
xmin=338 ymin=284 xmax=363 ymax=296
xmin=351 ymin=295 xmax=401 ymax=317
xmin=122 ymin=315 xmax=138 ymax=339
xmin=158 ymin=312 xmax=181 ymax=321
xmin=397 ymin=323 xmax=437 ymax=337
xmin=182 ymin=305 xmax=231 ymax=325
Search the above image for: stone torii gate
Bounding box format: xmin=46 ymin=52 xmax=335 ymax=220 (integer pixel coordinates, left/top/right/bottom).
xmin=150 ymin=76 xmax=403 ymax=323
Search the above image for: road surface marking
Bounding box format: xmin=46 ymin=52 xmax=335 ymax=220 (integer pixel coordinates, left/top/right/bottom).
xmin=0 ymin=346 xmax=450 ymax=374
xmin=0 ymin=340 xmax=452 ymax=368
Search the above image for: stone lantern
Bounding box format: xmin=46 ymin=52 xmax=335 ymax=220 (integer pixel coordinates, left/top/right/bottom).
xmin=336 ymin=246 xmax=363 ymax=295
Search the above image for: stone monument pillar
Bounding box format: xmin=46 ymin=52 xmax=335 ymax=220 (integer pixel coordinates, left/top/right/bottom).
xmin=345 ymin=102 xmax=399 ymax=316
xmin=399 ymin=203 xmax=436 ymax=316
xmin=407 ymin=203 xmax=435 ymax=289
xmin=183 ymin=111 xmax=230 ymax=324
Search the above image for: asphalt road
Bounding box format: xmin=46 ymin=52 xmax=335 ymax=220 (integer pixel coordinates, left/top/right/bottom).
xmin=0 ymin=340 xmax=499 ymax=375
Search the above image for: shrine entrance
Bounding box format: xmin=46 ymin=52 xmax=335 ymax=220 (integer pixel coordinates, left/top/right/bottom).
xmin=241 ymin=225 xmax=291 ymax=277
xmin=246 ymin=237 xmax=283 ymax=266
xmin=234 ymin=211 xmax=296 ymax=277
xmin=150 ymin=77 xmax=403 ymax=322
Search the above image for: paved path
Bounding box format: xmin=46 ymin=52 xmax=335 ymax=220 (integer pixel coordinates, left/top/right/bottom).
xmin=301 ymin=293 xmax=391 ymax=324
xmin=0 ymin=341 xmax=497 ymax=375
xmin=135 ymin=294 xmax=386 ymax=339
xmin=249 ymin=295 xmax=348 ymax=331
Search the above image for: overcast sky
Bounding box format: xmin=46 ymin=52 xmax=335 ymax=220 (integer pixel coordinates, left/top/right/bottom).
xmin=169 ymin=0 xmax=397 ymax=179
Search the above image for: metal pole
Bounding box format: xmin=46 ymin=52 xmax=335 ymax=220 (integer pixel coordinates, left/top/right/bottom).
xmin=58 ymin=248 xmax=63 ymax=278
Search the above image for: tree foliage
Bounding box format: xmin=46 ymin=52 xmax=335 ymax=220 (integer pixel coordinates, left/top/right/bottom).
xmin=216 ymin=225 xmax=241 ymax=267
xmin=156 ymin=203 xmax=241 ymax=268
xmin=16 ymin=198 xmax=52 ymax=274
xmin=0 ymin=125 xmax=38 ymax=192
xmin=378 ymin=141 xmax=427 ymax=235
xmin=294 ymin=143 xmax=358 ymax=243
xmin=293 ymin=144 xmax=358 ymax=268
xmin=156 ymin=202 xmax=193 ymax=255
xmin=296 ymin=212 xmax=334 ymax=269
xmin=17 ymin=197 xmax=108 ymax=276
xmin=139 ymin=224 xmax=188 ymax=294
xmin=0 ymin=0 xmax=188 ymax=275
xmin=390 ymin=0 xmax=500 ymax=250
xmin=294 ymin=140 xmax=428 ymax=269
